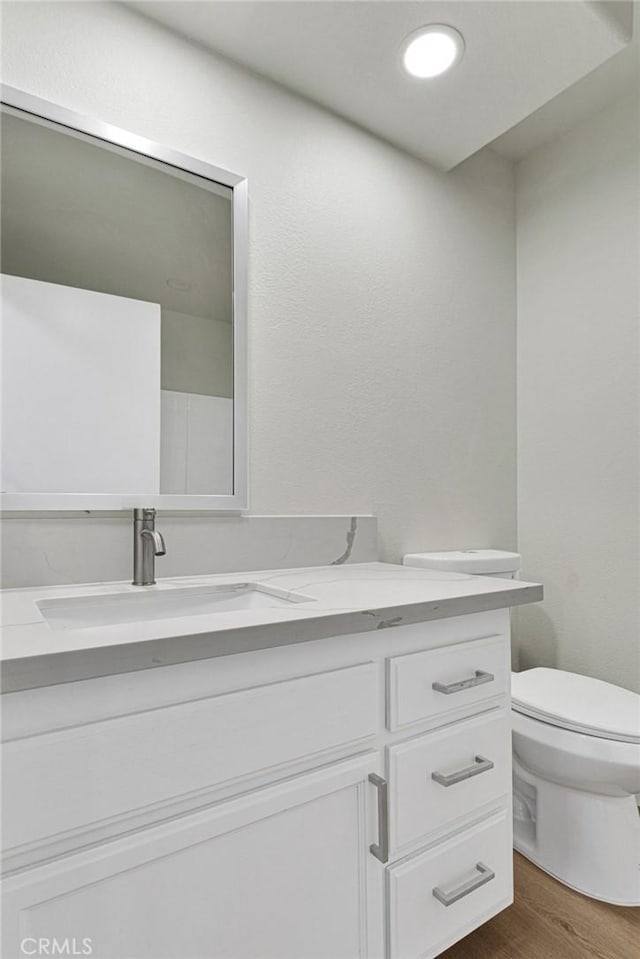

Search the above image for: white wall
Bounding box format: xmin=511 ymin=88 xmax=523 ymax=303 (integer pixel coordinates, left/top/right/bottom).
xmin=0 ymin=1 xmax=517 ymax=581
xmin=516 ymin=94 xmax=639 ymax=692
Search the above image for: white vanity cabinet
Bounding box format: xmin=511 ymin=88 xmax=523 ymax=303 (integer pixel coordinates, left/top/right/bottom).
xmin=3 ymin=755 xmax=383 ymax=959
xmin=1 ymin=608 xmax=514 ymax=959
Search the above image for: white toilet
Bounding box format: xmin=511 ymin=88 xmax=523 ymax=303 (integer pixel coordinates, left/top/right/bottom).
xmin=511 ymin=667 xmax=640 ymax=906
xmin=403 ymin=549 xmax=640 ymax=906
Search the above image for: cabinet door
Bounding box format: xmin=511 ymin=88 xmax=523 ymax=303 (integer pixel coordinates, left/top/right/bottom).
xmin=2 ymin=754 xmax=384 ymax=959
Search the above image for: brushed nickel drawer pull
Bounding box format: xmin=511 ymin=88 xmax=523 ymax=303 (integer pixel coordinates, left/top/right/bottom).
xmin=432 ymin=755 xmax=495 ymax=787
xmin=368 ymin=773 xmax=389 ymax=863
xmin=433 ymin=862 xmax=495 ymax=907
xmin=432 ymin=670 xmax=494 ymax=695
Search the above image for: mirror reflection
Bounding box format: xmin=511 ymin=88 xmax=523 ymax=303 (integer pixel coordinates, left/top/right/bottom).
xmin=1 ymin=107 xmax=235 ymax=497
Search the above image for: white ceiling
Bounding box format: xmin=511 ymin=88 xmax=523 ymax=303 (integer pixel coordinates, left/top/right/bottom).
xmin=0 ymin=111 xmax=233 ymax=321
xmin=128 ymin=0 xmax=634 ymax=170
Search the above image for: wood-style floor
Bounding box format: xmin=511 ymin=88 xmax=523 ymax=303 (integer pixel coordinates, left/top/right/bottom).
xmin=439 ymin=853 xmax=640 ymax=959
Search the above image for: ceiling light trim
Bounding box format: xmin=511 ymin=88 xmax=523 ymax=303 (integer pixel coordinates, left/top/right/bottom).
xmin=401 ymin=24 xmax=465 ymax=80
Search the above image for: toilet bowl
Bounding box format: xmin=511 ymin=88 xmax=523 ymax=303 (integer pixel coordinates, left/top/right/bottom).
xmin=511 ymin=667 xmax=640 ymax=906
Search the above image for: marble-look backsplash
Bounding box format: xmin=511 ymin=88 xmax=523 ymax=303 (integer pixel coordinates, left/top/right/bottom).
xmin=0 ymin=513 xmax=378 ymax=589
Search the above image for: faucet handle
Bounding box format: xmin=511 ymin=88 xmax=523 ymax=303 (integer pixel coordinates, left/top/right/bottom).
xmin=133 ymin=507 xmax=156 ymax=523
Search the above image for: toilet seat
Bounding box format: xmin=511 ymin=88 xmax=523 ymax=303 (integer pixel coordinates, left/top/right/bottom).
xmin=511 ymin=668 xmax=640 ymax=745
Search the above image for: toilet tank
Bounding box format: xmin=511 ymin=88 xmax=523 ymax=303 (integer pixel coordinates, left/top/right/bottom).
xmin=403 ymin=549 xmax=521 ymax=580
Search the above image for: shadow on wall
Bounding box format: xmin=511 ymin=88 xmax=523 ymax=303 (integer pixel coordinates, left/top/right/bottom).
xmin=514 ymin=604 xmax=558 ymax=673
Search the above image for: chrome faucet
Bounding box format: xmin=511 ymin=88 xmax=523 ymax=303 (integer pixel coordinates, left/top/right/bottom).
xmin=132 ymin=508 xmax=166 ymax=586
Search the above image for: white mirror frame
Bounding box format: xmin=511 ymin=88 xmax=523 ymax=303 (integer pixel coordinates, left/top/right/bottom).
xmin=0 ymin=85 xmax=248 ymax=511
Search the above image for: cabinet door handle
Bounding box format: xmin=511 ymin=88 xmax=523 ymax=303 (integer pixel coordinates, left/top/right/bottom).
xmin=368 ymin=773 xmax=389 ymax=863
xmin=432 ymin=755 xmax=494 ymax=787
xmin=433 ymin=862 xmax=495 ymax=907
xmin=432 ymin=669 xmax=494 ymax=695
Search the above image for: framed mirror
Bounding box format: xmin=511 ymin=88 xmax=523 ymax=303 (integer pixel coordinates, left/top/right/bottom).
xmin=0 ymin=86 xmax=247 ymax=510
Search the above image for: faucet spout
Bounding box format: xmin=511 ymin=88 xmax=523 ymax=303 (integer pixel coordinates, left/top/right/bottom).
xmin=132 ymin=508 xmax=166 ymax=586
xmin=140 ymin=528 xmax=166 ymax=556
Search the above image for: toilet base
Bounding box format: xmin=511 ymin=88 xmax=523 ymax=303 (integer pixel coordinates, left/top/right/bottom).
xmin=513 ymin=755 xmax=640 ymax=906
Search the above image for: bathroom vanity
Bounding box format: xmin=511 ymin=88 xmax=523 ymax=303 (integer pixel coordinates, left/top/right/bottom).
xmin=1 ymin=563 xmax=542 ymax=959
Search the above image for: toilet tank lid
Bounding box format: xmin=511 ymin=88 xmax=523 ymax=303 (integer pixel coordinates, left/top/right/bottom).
xmin=511 ymin=668 xmax=640 ymax=744
xmin=403 ymin=549 xmax=521 ymax=574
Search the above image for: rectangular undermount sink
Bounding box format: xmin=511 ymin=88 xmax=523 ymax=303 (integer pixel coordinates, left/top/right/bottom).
xmin=37 ymin=583 xmax=315 ymax=630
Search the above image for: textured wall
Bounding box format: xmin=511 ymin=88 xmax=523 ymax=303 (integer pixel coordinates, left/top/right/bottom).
xmin=0 ymin=1 xmax=517 ymax=577
xmin=516 ymin=94 xmax=639 ymax=692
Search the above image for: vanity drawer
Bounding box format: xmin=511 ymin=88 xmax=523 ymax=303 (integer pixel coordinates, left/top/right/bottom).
xmin=387 ymin=809 xmax=513 ymax=959
xmin=388 ymin=710 xmax=511 ymax=852
xmin=2 ymin=662 xmax=377 ymax=855
xmin=387 ymin=634 xmax=509 ymax=730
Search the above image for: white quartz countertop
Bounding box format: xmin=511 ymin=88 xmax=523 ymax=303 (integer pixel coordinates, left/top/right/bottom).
xmin=1 ymin=562 xmax=542 ymax=691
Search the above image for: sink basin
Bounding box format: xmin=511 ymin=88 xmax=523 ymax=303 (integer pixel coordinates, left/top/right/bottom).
xmin=37 ymin=583 xmax=315 ymax=630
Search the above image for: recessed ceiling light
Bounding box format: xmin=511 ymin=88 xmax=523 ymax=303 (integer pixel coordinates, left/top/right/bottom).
xmin=402 ymin=25 xmax=465 ymax=79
